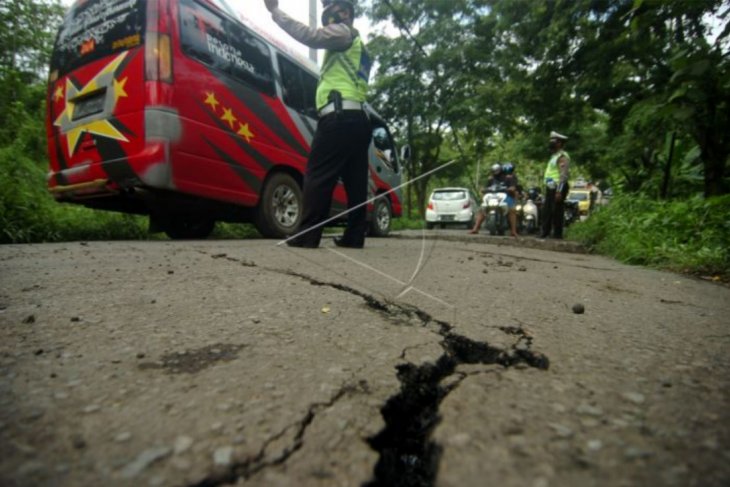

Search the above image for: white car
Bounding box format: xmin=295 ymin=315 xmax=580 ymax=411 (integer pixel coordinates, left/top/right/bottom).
xmin=425 ymin=188 xmax=476 ymax=229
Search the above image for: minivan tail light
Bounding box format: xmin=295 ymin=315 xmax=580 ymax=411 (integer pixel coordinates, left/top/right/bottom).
xmin=145 ymin=32 xmax=172 ymax=82
xmin=463 ymin=201 xmax=471 ymax=209
xmin=427 ymin=202 xmax=434 ymax=210
xmin=146 ymin=0 xmax=172 ymax=83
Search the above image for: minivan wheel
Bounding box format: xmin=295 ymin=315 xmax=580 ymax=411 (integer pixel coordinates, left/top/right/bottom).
xmin=255 ymin=172 xmax=302 ymax=238
xmin=368 ymin=197 xmax=392 ymax=237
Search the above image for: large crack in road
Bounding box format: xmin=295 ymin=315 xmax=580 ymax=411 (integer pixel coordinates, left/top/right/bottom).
xmin=194 ymin=253 xmax=550 ymax=487
xmin=190 ymin=381 xmax=370 ymax=487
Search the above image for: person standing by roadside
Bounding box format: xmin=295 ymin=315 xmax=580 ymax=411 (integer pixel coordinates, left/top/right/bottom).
xmin=264 ymin=0 xmax=372 ymax=248
xmin=540 ymin=131 xmax=571 ymax=239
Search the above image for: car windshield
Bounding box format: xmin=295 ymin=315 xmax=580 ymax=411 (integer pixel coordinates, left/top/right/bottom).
xmin=432 ymin=191 xmax=466 ymax=201
xmin=568 ymin=192 xmax=588 ymax=201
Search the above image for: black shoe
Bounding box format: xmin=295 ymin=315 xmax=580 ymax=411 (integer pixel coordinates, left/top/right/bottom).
xmin=286 ymin=238 xmax=318 ymax=248
xmin=333 ymin=236 xmax=363 ymax=249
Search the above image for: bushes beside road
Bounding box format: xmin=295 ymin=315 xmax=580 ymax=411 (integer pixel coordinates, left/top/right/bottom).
xmin=0 ymin=144 xmax=260 ymax=243
xmin=0 ymin=143 xmax=151 ymax=243
xmin=568 ymin=195 xmax=730 ymax=280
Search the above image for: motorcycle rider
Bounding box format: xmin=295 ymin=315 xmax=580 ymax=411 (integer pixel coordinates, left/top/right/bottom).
xmin=468 ymin=163 xmax=519 ymax=237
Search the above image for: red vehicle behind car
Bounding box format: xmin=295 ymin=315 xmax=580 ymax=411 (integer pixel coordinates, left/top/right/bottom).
xmin=46 ymin=0 xmax=402 ymax=239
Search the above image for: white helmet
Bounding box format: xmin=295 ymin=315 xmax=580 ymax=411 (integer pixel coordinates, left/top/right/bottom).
xmin=491 ymin=163 xmax=502 ymax=175
xmin=321 ymin=0 xmax=355 ymax=26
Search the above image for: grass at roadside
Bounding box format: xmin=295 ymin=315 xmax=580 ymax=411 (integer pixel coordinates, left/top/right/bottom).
xmin=567 ymin=194 xmax=730 ymax=281
xmin=391 ymin=216 xmax=427 ymax=231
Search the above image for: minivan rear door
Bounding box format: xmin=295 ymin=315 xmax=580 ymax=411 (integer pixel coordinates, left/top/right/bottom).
xmin=47 ymin=0 xmax=147 ymax=186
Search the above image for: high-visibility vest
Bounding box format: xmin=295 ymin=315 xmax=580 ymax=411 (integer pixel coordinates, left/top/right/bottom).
xmin=316 ymin=35 xmax=371 ymax=110
xmin=544 ymin=150 xmax=569 ymax=182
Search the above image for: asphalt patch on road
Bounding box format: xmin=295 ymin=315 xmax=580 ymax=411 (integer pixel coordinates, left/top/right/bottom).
xmin=138 ymin=343 xmax=246 ymax=374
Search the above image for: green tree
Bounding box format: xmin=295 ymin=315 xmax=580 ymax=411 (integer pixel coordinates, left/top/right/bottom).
xmin=0 ymin=0 xmax=64 ymax=147
xmin=469 ymin=0 xmax=729 ymax=196
xmin=0 ymin=0 xmax=63 ymax=75
xmin=0 ymin=0 xmax=66 ymax=242
xmin=367 ymin=0 xmax=481 ymax=217
xmin=367 ymin=0 xmax=728 ymax=198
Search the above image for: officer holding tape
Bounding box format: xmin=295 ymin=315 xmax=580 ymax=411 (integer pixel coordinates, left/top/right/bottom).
xmin=264 ymin=0 xmax=372 ymax=248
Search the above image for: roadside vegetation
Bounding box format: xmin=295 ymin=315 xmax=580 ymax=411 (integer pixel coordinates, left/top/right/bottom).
xmin=568 ymin=196 xmax=730 ymax=280
xmin=1 ymin=0 xmax=729 ymax=281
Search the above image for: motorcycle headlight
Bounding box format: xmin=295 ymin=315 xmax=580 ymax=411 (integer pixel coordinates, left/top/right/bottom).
xmin=516 ymin=205 xmax=522 ymax=211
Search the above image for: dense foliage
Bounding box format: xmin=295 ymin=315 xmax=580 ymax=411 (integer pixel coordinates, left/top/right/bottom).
xmin=366 ymin=0 xmax=730 ymax=201
xmin=568 ymin=195 xmax=730 ymax=279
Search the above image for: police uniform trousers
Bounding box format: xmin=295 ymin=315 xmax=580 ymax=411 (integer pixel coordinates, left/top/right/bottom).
xmin=541 ymin=183 xmax=569 ymax=239
xmin=291 ymin=109 xmax=372 ymax=247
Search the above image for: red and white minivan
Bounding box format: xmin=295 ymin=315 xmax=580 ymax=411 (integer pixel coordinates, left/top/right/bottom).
xmin=46 ymin=0 xmax=403 ymax=239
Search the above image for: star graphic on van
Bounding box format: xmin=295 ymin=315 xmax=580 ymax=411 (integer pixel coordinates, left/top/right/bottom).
xmin=113 ymin=77 xmax=128 ymax=101
xmin=221 ymin=107 xmax=237 ymax=129
xmin=53 ymin=51 xmax=130 ymax=156
xmin=204 ymin=92 xmax=219 ymax=111
xmin=237 ymin=123 xmax=254 ymax=143
xmin=53 ymin=86 xmax=64 ymax=102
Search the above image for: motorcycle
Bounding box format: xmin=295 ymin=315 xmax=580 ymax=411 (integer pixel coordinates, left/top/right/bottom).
xmin=518 ymin=196 xmax=539 ymax=234
xmin=563 ymin=199 xmax=580 ymax=227
xmin=482 ymin=183 xmax=509 ymax=236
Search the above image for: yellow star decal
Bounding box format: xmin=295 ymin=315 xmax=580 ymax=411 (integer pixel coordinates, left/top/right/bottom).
xmin=237 ymin=123 xmax=255 ymax=143
xmin=53 ymin=51 xmax=130 ymax=156
xmin=204 ymin=92 xmax=219 ymax=111
xmin=54 ymin=86 xmax=64 ymax=102
xmin=65 ymin=121 xmax=128 ymax=156
xmin=60 ymin=78 xmax=76 ymax=122
xmin=113 ymin=77 xmax=128 ymax=101
xmin=221 ymin=107 xmax=237 ymax=129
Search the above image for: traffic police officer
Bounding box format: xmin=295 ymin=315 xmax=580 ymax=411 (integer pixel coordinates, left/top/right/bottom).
xmin=540 ymin=131 xmax=571 ymax=239
xmin=264 ymin=0 xmax=372 ymax=248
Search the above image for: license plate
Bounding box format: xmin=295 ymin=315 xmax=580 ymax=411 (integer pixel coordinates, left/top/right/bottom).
xmin=73 ymin=90 xmax=106 ymax=120
xmin=439 ymin=215 xmax=455 ymax=221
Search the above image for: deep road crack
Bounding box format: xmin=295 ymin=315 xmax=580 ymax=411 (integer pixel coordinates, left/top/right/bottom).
xmin=204 ymin=253 xmax=550 ymax=487
xmin=283 ymin=269 xmax=550 ymax=487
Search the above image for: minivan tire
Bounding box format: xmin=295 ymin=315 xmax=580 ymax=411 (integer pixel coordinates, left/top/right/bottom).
xmin=368 ymin=197 xmax=391 ymax=237
xmin=255 ymin=172 xmax=302 ymax=238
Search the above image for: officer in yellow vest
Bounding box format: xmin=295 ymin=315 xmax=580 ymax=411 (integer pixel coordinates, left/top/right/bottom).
xmin=540 ymin=131 xmax=571 ymax=239
xmin=265 ymin=0 xmax=372 ymax=248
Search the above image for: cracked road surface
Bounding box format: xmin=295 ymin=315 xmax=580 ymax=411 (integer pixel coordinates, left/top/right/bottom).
xmin=0 ymin=235 xmax=728 ymax=487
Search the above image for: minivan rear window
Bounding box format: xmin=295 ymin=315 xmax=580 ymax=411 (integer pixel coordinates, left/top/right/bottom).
xmin=51 ymin=0 xmax=145 ymax=78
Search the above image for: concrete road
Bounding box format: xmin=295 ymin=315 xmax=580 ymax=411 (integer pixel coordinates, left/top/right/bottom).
xmin=1 ymin=232 xmax=728 ymax=487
